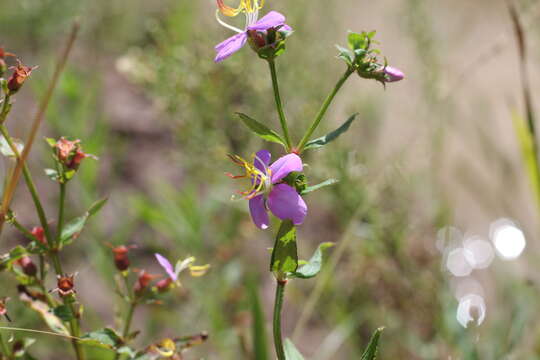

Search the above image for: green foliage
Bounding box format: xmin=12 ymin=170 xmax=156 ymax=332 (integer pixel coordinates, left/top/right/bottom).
xmin=236 ymin=112 xmax=286 ymax=146
xmin=284 ymin=339 xmax=305 ymax=360
xmin=81 ymin=328 xmax=122 ymax=349
xmin=270 ymin=220 xmax=298 ymax=276
xmin=249 ymin=280 xmax=269 ymax=360
xmin=360 ymin=327 xmax=384 ymax=360
xmin=304 ymin=113 xmax=358 ymax=150
xmin=300 ymin=179 xmax=339 ymax=195
xmin=53 ymin=305 xmax=74 ymax=322
xmin=59 ymin=198 xmax=107 ymax=247
xmin=292 ymin=242 xmax=334 ymax=279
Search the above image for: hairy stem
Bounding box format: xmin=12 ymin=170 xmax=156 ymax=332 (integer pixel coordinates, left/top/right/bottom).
xmin=268 ymin=59 xmax=292 ymax=150
xmin=273 ymin=279 xmax=287 ymax=360
xmin=297 ymin=68 xmax=354 ymax=152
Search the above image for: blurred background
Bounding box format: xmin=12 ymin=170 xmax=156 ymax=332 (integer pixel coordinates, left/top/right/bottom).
xmin=1 ymin=0 xmax=540 ymax=358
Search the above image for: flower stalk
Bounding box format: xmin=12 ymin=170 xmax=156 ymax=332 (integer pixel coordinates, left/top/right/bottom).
xmin=272 ymin=279 xmax=287 ymax=360
xmin=268 ymin=59 xmax=292 ymax=151
xmin=297 ymin=67 xmax=354 ymax=152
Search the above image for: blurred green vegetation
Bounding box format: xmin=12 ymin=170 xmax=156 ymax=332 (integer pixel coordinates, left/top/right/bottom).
xmin=0 ymin=0 xmax=539 ymax=359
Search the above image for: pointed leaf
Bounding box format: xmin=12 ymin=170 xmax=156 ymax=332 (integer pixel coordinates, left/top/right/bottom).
xmin=60 ymin=198 xmax=108 ymax=247
xmin=284 ymin=339 xmax=305 ymax=360
xmin=81 ymin=328 xmax=122 ymax=349
xmin=301 ymin=179 xmax=339 ymax=195
xmin=292 ymin=242 xmax=334 ymax=279
xmin=236 ymin=113 xmax=286 ymax=146
xmin=361 ymin=327 xmax=384 ymax=360
xmin=249 ymin=280 xmax=269 ymax=360
xmin=304 ymin=113 xmax=358 ymax=150
xmin=270 ymin=220 xmax=298 ymax=274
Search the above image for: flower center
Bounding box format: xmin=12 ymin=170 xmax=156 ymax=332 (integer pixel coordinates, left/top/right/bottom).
xmin=227 ymin=154 xmax=271 ymax=199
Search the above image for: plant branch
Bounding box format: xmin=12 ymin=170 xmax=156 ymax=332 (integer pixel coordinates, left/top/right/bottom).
xmin=297 ymin=68 xmax=354 ymax=152
xmin=268 ymin=59 xmax=292 ymax=150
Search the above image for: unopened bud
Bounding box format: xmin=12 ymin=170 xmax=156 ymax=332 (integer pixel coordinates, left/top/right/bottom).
xmin=382 ymin=66 xmax=404 ymax=82
xmin=31 ymin=226 xmax=47 ymax=246
xmin=112 ymin=245 xmax=131 ymax=271
xmin=155 ymin=278 xmax=173 ymax=293
xmin=134 ymin=270 xmax=158 ymax=295
xmin=0 ymin=297 xmax=10 ymax=322
xmin=16 ymin=256 xmax=37 ymax=277
xmin=0 ymin=48 xmax=6 ymax=78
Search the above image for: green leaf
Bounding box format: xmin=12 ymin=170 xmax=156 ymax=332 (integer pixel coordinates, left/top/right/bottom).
xmin=512 ymin=110 xmax=540 ymax=209
xmin=60 ymin=198 xmax=108 ymax=247
xmin=235 ymin=113 xmax=286 ymax=146
xmin=19 ymin=293 xmax=69 ymax=335
xmin=53 ymin=305 xmax=74 ymax=322
xmin=304 ymin=113 xmax=358 ymax=150
xmin=292 ymin=242 xmax=334 ymax=279
xmin=360 ymin=327 xmax=384 ymax=360
xmin=336 ymin=45 xmax=354 ymax=66
xmin=270 ymin=220 xmax=298 ymax=274
xmin=249 ymin=280 xmax=269 ymax=360
xmin=284 ymin=339 xmax=305 ymax=360
xmin=0 ymin=245 xmax=28 ymax=271
xmin=348 ymin=32 xmax=366 ymax=50
xmin=301 ymin=179 xmax=339 ymax=195
xmin=81 ymin=328 xmax=122 ymax=349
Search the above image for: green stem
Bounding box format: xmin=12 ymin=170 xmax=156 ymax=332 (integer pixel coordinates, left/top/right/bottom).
xmin=268 ymin=59 xmax=292 ymax=150
xmin=273 ymin=279 xmax=287 ymax=360
xmin=0 ymin=95 xmax=11 ymax=124
xmin=122 ymin=302 xmax=136 ymax=339
xmin=297 ymin=68 xmax=354 ymax=152
xmin=0 ymin=125 xmax=54 ymax=246
xmin=56 ymin=182 xmax=66 ymax=247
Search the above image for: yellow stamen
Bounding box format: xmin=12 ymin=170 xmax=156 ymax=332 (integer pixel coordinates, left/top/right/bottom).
xmin=217 ymin=0 xmax=264 ymax=16
xmin=227 ymin=153 xmax=269 ymax=199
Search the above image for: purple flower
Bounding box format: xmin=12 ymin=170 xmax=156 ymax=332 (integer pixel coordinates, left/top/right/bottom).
xmin=383 ymin=66 xmax=404 ymax=82
xmin=215 ymin=8 xmax=291 ymax=62
xmin=229 ymin=150 xmax=307 ymax=229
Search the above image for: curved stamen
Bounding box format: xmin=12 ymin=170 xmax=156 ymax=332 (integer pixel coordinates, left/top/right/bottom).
xmin=215 ymin=10 xmax=244 ymax=33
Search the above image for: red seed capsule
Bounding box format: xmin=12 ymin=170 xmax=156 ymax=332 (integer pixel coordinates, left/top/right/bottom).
xmin=16 ymin=256 xmax=37 ymax=277
xmin=56 ymin=274 xmax=76 ymax=297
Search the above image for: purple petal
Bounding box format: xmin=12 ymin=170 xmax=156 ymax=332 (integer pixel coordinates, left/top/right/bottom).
xmin=254 ymin=150 xmax=271 ymax=173
xmin=155 ymin=253 xmax=177 ymax=281
xmin=267 ymin=184 xmax=307 ymax=225
xmin=248 ymin=11 xmax=286 ymax=31
xmin=249 ymin=195 xmax=270 ymax=229
xmin=384 ymin=66 xmax=404 ymax=82
xmin=214 ymin=32 xmax=248 ymax=63
xmin=280 ymin=24 xmax=293 ymax=32
xmin=269 ymin=153 xmax=303 ymax=183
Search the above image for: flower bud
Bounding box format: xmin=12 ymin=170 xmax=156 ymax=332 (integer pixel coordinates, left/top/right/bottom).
xmin=155 ymin=277 xmax=173 ymax=293
xmin=16 ymin=256 xmax=37 ymax=277
xmin=112 ymin=245 xmax=131 ymax=272
xmin=134 ymin=270 xmax=158 ymax=295
xmin=382 ymin=66 xmax=404 ymax=82
xmin=7 ymin=61 xmax=36 ymax=95
xmin=56 ymin=274 xmax=76 ymax=297
xmin=247 ymin=25 xmax=292 ymax=60
xmin=31 ymin=226 xmax=47 ymax=246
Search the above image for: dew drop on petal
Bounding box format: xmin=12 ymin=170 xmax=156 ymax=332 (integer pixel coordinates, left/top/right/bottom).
xmin=490 ymin=219 xmax=526 ymax=260
xmin=463 ymin=236 xmax=495 ymax=269
xmin=446 ymin=248 xmax=473 ymax=277
xmin=457 ymin=294 xmax=486 ymax=328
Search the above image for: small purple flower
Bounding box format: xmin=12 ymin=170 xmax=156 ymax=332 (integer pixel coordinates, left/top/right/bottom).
xmin=229 ymin=150 xmax=307 ymax=229
xmin=155 ymin=253 xmax=210 ymax=283
xmin=215 ymin=6 xmax=292 ymax=62
xmin=383 ymin=66 xmax=404 ymax=82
